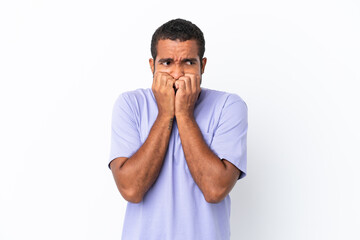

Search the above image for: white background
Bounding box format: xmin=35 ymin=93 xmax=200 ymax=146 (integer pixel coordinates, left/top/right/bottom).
xmin=1 ymin=0 xmax=359 ymax=239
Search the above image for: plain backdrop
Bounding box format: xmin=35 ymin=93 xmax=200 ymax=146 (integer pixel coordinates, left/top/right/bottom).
xmin=0 ymin=0 xmax=359 ymax=239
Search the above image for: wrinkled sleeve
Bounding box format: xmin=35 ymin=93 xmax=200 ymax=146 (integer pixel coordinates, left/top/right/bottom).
xmin=108 ymin=93 xmax=142 ymax=169
xmin=210 ymin=94 xmax=248 ymax=179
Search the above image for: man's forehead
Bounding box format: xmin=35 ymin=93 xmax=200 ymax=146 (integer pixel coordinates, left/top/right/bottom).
xmin=156 ymin=39 xmax=199 ymax=59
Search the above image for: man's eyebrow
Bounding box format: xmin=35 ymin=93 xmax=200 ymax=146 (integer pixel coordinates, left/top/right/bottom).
xmin=158 ymin=58 xmax=173 ymax=63
xmin=182 ymin=58 xmax=198 ymax=63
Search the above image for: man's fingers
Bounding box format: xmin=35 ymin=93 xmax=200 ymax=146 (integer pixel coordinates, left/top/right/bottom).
xmin=185 ymin=74 xmax=200 ymax=87
xmin=175 ymin=80 xmax=186 ymax=90
xmin=178 ymin=76 xmax=191 ymax=91
xmin=166 ymin=78 xmax=175 ymax=89
xmin=153 ymin=72 xmax=175 ymax=89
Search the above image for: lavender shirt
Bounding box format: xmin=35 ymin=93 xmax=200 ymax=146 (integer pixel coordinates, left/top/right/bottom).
xmin=109 ymin=88 xmax=248 ymax=240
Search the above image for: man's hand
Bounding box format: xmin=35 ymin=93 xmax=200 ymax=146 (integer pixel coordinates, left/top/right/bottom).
xmin=152 ymin=72 xmax=176 ymax=118
xmin=174 ymin=73 xmax=201 ymax=118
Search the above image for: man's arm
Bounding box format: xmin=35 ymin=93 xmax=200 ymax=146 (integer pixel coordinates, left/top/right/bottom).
xmin=176 ymin=116 xmax=240 ymax=203
xmin=110 ymin=73 xmax=176 ymax=203
xmin=175 ymin=74 xmax=241 ymax=203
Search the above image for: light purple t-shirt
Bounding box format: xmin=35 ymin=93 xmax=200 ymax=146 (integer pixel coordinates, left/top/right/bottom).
xmin=109 ymin=87 xmax=248 ymax=240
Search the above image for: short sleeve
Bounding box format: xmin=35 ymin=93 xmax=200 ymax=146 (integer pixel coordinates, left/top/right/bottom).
xmin=210 ymin=94 xmax=248 ymax=179
xmin=108 ymin=93 xmax=142 ymax=169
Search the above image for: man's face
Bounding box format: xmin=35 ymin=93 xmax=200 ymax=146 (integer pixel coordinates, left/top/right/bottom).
xmin=149 ymin=39 xmax=207 ymax=81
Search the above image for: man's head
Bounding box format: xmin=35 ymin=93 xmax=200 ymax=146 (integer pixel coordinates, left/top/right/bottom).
xmin=151 ymin=18 xmax=205 ymax=62
xmin=149 ymin=19 xmax=207 ymax=79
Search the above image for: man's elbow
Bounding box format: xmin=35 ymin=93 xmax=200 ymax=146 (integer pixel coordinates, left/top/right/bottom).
xmin=119 ymin=188 xmax=144 ymax=203
xmin=203 ymin=188 xmax=227 ymax=204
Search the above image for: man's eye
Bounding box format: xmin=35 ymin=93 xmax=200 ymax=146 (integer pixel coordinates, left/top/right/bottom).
xmin=186 ymin=61 xmax=194 ymax=65
xmin=162 ymin=61 xmax=171 ymax=66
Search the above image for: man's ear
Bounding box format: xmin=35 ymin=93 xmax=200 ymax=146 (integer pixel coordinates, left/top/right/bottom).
xmin=149 ymin=58 xmax=155 ymax=74
xmin=201 ymin=57 xmax=207 ymax=74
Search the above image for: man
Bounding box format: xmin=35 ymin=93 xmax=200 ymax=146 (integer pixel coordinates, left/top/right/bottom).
xmin=108 ymin=18 xmax=248 ymax=240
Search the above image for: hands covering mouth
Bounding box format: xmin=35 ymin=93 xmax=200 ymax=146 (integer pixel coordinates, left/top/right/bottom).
xmin=152 ymin=72 xmax=201 ymax=118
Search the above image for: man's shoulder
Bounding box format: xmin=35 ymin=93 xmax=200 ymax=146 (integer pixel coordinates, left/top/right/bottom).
xmin=114 ymin=88 xmax=153 ymax=105
xmin=118 ymin=88 xmax=153 ymax=100
xmin=111 ymin=88 xmax=155 ymax=117
xmin=201 ymin=88 xmax=247 ymax=108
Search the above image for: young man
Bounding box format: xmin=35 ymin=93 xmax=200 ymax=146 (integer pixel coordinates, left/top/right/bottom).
xmin=108 ymin=18 xmax=248 ymax=240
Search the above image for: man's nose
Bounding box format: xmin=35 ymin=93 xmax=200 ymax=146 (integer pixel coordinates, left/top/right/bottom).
xmin=171 ymin=65 xmax=184 ymax=80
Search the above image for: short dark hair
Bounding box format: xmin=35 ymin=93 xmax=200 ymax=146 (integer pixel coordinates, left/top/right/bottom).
xmin=151 ymin=18 xmax=205 ymax=61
